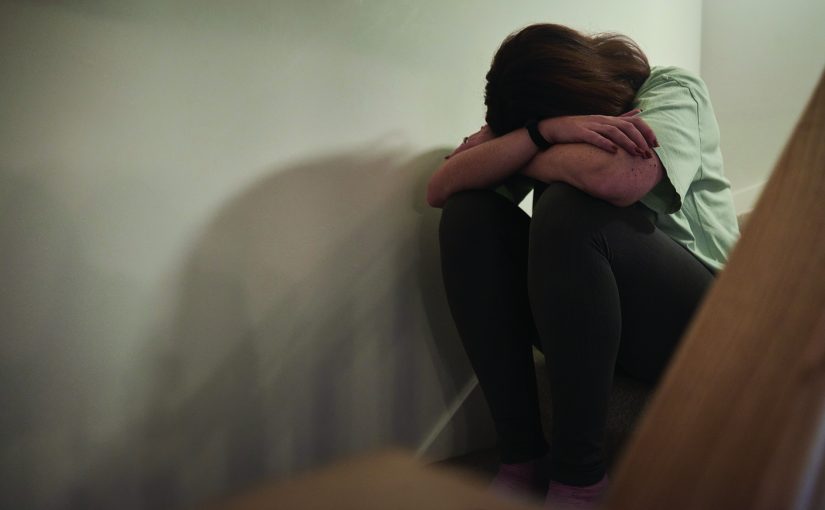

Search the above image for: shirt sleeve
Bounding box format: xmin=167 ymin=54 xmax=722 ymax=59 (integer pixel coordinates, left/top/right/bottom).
xmin=633 ymin=71 xmax=706 ymax=215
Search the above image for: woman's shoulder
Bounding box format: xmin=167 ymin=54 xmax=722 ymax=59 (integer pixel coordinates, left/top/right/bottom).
xmin=642 ymin=66 xmax=711 ymax=99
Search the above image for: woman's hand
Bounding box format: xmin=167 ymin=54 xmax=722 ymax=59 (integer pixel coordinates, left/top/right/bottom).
xmin=445 ymin=124 xmax=495 ymax=159
xmin=539 ymin=109 xmax=658 ymax=158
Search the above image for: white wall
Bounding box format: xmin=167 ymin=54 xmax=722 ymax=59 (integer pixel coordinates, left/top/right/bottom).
xmin=701 ymin=0 xmax=825 ymax=213
xmin=0 ymin=1 xmax=700 ymax=508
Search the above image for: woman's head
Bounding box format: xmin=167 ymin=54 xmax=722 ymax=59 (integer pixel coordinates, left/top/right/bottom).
xmin=484 ymin=23 xmax=650 ymax=135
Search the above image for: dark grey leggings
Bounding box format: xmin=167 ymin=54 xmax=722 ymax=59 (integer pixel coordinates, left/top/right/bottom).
xmin=438 ymin=183 xmax=714 ymax=485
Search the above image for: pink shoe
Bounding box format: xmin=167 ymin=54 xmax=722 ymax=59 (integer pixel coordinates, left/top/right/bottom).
xmin=489 ymin=458 xmax=549 ymax=502
xmin=545 ymin=473 xmax=609 ymax=509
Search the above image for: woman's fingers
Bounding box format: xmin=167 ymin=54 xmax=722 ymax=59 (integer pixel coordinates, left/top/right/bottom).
xmin=445 ymin=125 xmax=496 ymax=159
xmin=599 ymin=117 xmax=654 ymax=157
xmin=445 ymin=140 xmax=470 ymax=159
xmin=616 ymin=111 xmax=659 ymax=148
xmin=591 ymin=123 xmax=648 ymax=157
xmin=582 ymin=130 xmax=619 ymax=154
xmin=621 ymin=115 xmax=659 ymax=148
xmin=540 ymin=115 xmax=656 ymax=156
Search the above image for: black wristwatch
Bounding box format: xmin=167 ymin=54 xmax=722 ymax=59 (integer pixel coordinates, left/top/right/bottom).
xmin=525 ymin=119 xmax=552 ymax=151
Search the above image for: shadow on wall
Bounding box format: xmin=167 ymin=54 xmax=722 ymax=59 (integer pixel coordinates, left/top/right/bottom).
xmin=60 ymin=143 xmax=486 ymax=508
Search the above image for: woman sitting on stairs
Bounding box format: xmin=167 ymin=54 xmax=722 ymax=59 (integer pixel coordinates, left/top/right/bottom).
xmin=426 ymin=23 xmax=739 ymax=508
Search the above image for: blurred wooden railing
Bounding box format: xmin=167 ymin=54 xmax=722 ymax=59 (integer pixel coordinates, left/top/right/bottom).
xmin=605 ymin=68 xmax=825 ymax=510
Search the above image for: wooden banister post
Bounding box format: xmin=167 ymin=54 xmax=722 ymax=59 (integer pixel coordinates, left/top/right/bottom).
xmin=604 ymin=69 xmax=825 ymax=509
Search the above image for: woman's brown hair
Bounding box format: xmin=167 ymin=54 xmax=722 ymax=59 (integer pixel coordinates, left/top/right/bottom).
xmin=484 ymin=23 xmax=650 ymax=135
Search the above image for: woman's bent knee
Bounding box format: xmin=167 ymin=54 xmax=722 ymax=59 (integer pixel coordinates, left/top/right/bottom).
xmin=531 ymin=183 xmax=609 ymax=237
xmin=439 ymin=190 xmax=527 ymax=244
xmin=531 ymin=182 xmax=650 ymax=239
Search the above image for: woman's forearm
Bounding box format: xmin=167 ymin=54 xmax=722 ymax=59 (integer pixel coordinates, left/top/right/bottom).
xmin=521 ymin=143 xmax=663 ymax=206
xmin=426 ymin=112 xmax=659 ymax=208
xmin=426 ymin=127 xmax=538 ymax=208
xmin=521 ymin=143 xmax=611 ymax=186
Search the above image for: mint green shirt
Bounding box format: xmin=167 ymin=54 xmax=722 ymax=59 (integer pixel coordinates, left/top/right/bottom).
xmin=633 ymin=66 xmax=739 ymax=272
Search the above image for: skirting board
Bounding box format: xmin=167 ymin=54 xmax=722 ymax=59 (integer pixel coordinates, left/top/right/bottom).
xmin=415 ymin=378 xmax=496 ymax=462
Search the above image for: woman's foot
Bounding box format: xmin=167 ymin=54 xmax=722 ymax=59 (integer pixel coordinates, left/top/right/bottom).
xmin=489 ymin=456 xmax=550 ymax=501
xmin=544 ymin=473 xmax=609 ymax=509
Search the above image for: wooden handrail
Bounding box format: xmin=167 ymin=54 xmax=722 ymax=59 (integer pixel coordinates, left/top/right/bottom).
xmin=604 ymin=69 xmax=825 ymax=509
